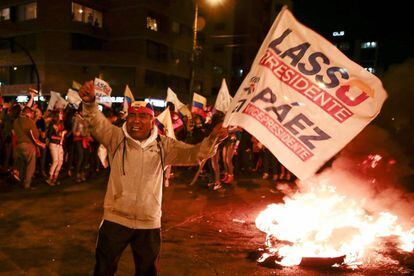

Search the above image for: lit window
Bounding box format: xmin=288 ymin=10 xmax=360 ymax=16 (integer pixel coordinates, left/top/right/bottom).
xmin=147 ymin=16 xmax=158 ymax=31
xmin=364 ymin=67 xmax=375 ymax=73
xmin=361 ymin=41 xmax=378 ymax=49
xmin=72 ymin=2 xmax=83 ymax=22
xmin=71 ymin=2 xmax=103 ymax=28
xmin=16 ymin=2 xmax=37 ymax=21
xmin=0 ymin=7 xmax=10 ymax=21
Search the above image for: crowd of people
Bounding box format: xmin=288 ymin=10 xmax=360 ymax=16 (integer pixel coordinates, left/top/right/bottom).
xmin=0 ymin=90 xmax=295 ymax=191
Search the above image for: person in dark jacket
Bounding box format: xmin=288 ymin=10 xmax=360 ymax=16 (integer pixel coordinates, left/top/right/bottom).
xmin=13 ymin=107 xmax=45 ymax=189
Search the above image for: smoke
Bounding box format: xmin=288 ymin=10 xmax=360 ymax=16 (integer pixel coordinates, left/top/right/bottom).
xmin=295 ymin=125 xmax=414 ymax=228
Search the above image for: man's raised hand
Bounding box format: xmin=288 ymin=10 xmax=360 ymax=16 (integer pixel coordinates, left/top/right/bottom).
xmin=79 ymin=80 xmax=95 ymax=103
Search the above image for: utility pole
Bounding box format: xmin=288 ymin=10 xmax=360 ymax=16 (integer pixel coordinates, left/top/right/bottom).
xmin=188 ymin=1 xmax=198 ymax=104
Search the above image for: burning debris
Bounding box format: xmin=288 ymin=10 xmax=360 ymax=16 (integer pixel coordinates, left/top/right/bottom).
xmin=254 ymin=126 xmax=414 ymax=271
xmin=255 ymin=182 xmax=414 ymax=269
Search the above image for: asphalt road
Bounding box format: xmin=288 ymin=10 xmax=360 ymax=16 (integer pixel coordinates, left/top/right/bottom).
xmin=0 ymin=170 xmax=412 ymax=275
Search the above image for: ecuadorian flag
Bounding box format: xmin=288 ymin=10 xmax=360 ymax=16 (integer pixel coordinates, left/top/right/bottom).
xmin=123 ymin=85 xmax=135 ymax=113
xmin=191 ymin=92 xmax=207 ymax=117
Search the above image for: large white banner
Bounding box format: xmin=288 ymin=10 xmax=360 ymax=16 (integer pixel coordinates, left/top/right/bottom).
xmin=224 ymin=7 xmax=387 ymax=180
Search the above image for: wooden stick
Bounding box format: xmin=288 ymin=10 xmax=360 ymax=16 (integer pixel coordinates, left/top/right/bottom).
xmin=189 ymin=159 xmax=208 ymax=186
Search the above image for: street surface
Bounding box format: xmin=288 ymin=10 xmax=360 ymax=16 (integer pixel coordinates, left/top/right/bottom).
xmin=0 ymin=170 xmax=412 ymax=275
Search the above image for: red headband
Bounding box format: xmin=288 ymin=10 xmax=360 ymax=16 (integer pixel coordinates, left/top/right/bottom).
xmin=128 ymin=106 xmax=154 ymax=116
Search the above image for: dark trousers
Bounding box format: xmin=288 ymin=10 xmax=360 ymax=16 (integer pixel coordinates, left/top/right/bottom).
xmin=74 ymin=141 xmax=87 ymax=177
xmin=94 ymin=220 xmax=160 ymax=276
xmin=14 ymin=143 xmax=36 ymax=188
xmin=262 ymin=148 xmax=279 ymax=175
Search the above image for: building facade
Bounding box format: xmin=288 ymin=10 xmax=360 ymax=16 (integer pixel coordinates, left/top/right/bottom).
xmin=0 ymin=0 xmax=235 ymax=104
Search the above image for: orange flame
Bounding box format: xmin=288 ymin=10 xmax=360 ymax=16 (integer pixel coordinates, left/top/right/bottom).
xmin=255 ymin=181 xmax=414 ymax=267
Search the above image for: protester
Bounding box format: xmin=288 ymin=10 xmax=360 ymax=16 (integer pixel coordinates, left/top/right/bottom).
xmin=34 ymin=107 xmax=47 ymax=177
xmin=78 ymin=80 xmax=228 ymax=275
xmin=1 ymin=104 xmax=21 ymax=172
xmin=206 ymin=111 xmax=226 ymax=190
xmin=262 ymin=147 xmax=280 ymax=181
xmin=72 ymin=109 xmax=92 ymax=182
xmin=12 ymin=106 xmax=45 ymax=189
xmin=46 ymin=115 xmax=67 ymax=186
xmin=235 ymin=130 xmax=253 ymax=174
xmin=220 ymin=127 xmax=240 ymax=184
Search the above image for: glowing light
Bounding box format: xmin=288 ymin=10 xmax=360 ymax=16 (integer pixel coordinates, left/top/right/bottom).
xmin=13 ymin=66 xmax=18 ymax=71
xmin=206 ymin=0 xmax=223 ymax=5
xmin=145 ymin=98 xmax=166 ymax=108
xmin=333 ymin=31 xmax=345 ymax=37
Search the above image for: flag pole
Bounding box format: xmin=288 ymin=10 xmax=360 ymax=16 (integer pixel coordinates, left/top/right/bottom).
xmin=189 ymin=136 xmax=218 ymax=186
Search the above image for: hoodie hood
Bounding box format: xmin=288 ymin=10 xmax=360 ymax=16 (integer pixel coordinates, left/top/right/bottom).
xmin=122 ymin=123 xmax=158 ymax=148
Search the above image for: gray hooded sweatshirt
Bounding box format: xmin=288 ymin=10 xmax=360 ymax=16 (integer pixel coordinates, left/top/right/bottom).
xmin=83 ymin=102 xmax=217 ymax=229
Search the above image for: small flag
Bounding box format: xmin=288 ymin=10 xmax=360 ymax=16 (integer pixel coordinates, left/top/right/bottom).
xmin=214 ymin=78 xmax=233 ymax=113
xmin=191 ymin=92 xmax=207 ymax=117
xmin=67 ymin=88 xmax=82 ymax=108
xmin=94 ymin=78 xmax=112 ymax=108
xmin=123 ymin=85 xmax=135 ymax=114
xmin=166 ymin=88 xmax=192 ymax=118
xmin=156 ymin=108 xmax=176 ymax=139
xmin=48 ymin=91 xmax=68 ymax=110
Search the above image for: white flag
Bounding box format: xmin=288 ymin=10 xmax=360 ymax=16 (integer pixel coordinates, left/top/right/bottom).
xmin=165 ymin=87 xmax=191 ymax=118
xmin=224 ymin=7 xmax=387 ymax=180
xmin=214 ymin=78 xmax=233 ymax=113
xmin=166 ymin=87 xmax=185 ymax=110
xmin=156 ymin=108 xmax=176 ymax=139
xmin=67 ymin=88 xmax=82 ymax=108
xmin=47 ymin=91 xmax=68 ymax=110
xmin=94 ymin=78 xmax=112 ymax=108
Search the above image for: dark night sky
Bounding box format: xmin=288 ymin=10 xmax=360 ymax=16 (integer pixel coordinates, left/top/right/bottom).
xmin=291 ymin=0 xmax=413 ymax=69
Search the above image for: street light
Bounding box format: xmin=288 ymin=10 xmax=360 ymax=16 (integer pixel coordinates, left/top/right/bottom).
xmin=206 ymin=0 xmax=223 ymax=5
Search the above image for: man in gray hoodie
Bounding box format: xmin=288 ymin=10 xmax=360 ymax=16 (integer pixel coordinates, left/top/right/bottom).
xmin=79 ymin=81 xmax=227 ymax=275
